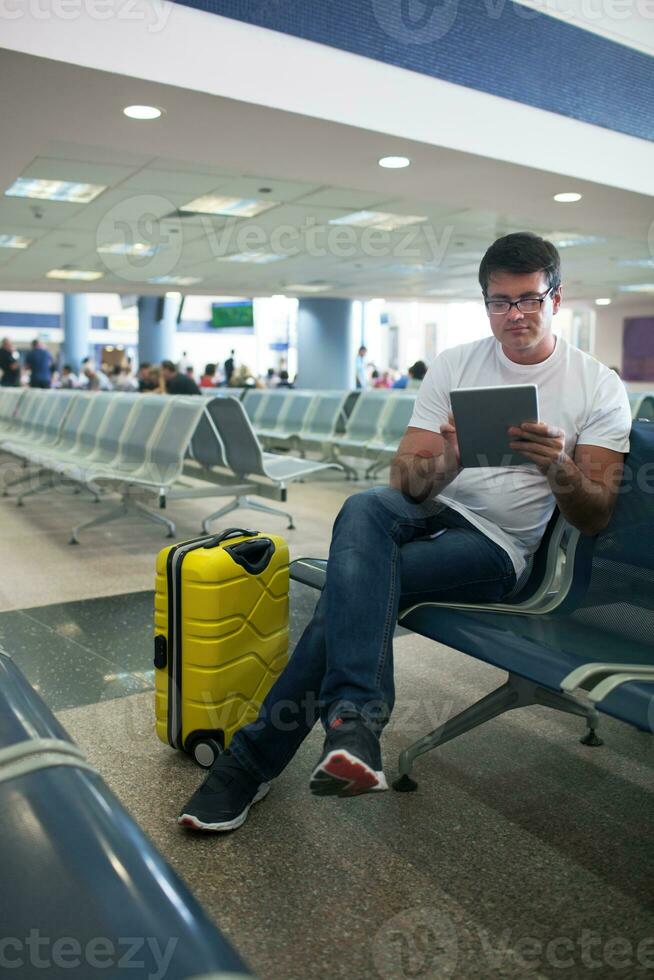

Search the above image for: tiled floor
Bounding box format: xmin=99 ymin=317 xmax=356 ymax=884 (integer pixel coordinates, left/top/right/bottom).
xmin=2 ymin=460 xmax=654 ymax=980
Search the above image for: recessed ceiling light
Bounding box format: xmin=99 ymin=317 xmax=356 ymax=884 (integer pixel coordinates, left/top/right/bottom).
xmin=5 ymin=178 xmax=106 ymax=203
xmin=148 ymin=275 xmax=201 ymax=286
xmin=618 ymin=283 xmax=654 ymax=294
xmin=595 ymin=297 xmax=612 ymax=306
xmin=329 ymin=210 xmax=426 ymax=231
xmin=97 ymin=242 xmax=160 ymax=257
xmin=123 ymin=105 xmax=162 ymax=120
xmin=378 ymin=156 xmax=411 ymax=169
xmin=551 ymin=233 xmax=604 ymax=248
xmin=218 ymin=251 xmax=285 ymax=264
xmin=46 ymin=268 xmax=103 ymax=281
xmin=180 ymin=195 xmax=278 ymax=218
xmin=285 ymin=282 xmax=332 ymax=293
xmin=553 ymin=192 xmax=582 ymax=203
xmin=617 ymin=258 xmax=654 ymax=268
xmin=0 ymin=235 xmax=32 ymax=248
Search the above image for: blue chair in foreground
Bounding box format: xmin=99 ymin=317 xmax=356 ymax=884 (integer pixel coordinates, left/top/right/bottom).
xmin=0 ymin=651 xmax=254 ymax=979
xmin=290 ymin=421 xmax=654 ymax=792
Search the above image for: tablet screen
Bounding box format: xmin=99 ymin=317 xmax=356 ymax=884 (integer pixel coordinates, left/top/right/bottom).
xmin=450 ymin=384 xmax=539 ymax=467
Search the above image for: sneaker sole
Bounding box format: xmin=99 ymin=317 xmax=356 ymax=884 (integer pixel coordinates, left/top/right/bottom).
xmin=309 ymin=749 xmax=388 ymax=797
xmin=177 ymin=782 xmax=270 ymax=832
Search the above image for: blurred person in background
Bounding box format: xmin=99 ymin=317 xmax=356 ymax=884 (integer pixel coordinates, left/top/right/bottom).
xmin=224 ymin=349 xmax=236 ymax=384
xmin=161 ymin=359 xmax=200 ymax=395
xmin=111 ymin=365 xmax=138 ymax=392
xmin=59 ymin=365 xmax=79 ymax=389
xmin=200 ymin=363 xmax=217 ymax=388
xmin=355 ymin=345 xmax=368 ymax=389
xmin=83 ymin=363 xmax=112 ymax=391
xmin=229 ymin=364 xmax=262 ymax=389
xmin=373 ymin=370 xmax=393 ymax=389
xmin=138 ymin=362 xmax=157 ymax=392
xmin=276 ymin=370 xmax=294 ymax=389
xmin=26 ymin=339 xmax=53 ymax=389
xmin=0 ymin=338 xmax=20 ymax=387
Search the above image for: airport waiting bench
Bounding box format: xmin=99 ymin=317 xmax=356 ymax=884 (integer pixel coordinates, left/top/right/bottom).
xmin=290 ymin=420 xmax=654 ymax=791
xmin=628 ymin=390 xmax=654 ymax=421
xmin=0 ymin=388 xmax=341 ymax=541
xmin=244 ymin=389 xmax=417 ymax=480
xmin=0 ymin=650 xmax=254 ymax=980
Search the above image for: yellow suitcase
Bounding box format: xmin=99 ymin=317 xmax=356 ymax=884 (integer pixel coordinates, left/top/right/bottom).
xmin=154 ymin=527 xmax=289 ymax=768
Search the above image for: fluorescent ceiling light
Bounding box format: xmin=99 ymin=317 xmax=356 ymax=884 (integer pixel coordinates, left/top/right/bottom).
xmin=97 ymin=242 xmax=160 ymax=257
xmin=617 ymin=258 xmax=654 ymax=268
xmin=180 ymin=195 xmax=278 ymax=218
xmin=329 ymin=211 xmax=427 ymax=231
xmin=218 ymin=251 xmax=285 ymax=264
xmin=553 ymin=192 xmax=582 ymax=203
xmin=148 ymin=275 xmax=201 ymax=286
xmin=551 ymin=234 xmax=605 ymax=248
xmin=378 ymin=156 xmax=411 ymax=169
xmin=425 ymin=287 xmax=458 ymax=296
xmin=285 ymin=282 xmax=332 ymax=293
xmin=46 ymin=268 xmax=103 ymax=281
xmin=595 ymin=298 xmax=612 ymax=306
xmin=123 ymin=105 xmax=162 ymax=120
xmin=618 ymin=283 xmax=654 ymax=294
xmin=5 ymin=178 xmax=106 ymax=204
xmin=0 ymin=235 xmax=32 ymax=248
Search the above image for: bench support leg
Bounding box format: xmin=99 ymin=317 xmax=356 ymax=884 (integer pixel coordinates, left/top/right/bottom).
xmin=69 ymin=495 xmax=176 ymax=544
xmin=202 ymin=495 xmax=295 ymax=532
xmin=393 ymin=673 xmax=602 ymax=792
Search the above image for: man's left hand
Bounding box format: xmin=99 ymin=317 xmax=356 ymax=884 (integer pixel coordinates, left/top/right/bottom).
xmin=508 ymin=422 xmax=567 ymax=475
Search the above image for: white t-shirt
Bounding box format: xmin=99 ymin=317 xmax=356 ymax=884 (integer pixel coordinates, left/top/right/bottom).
xmin=409 ymin=335 xmax=632 ymax=577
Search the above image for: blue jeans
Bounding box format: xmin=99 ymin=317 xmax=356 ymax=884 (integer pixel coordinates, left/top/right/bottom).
xmin=229 ymin=487 xmax=516 ymax=783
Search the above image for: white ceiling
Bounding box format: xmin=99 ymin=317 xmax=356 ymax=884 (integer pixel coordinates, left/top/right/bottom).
xmin=0 ymin=48 xmax=653 ymax=306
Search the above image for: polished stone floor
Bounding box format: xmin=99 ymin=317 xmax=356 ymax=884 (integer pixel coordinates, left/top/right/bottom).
xmin=2 ymin=462 xmax=653 ymax=980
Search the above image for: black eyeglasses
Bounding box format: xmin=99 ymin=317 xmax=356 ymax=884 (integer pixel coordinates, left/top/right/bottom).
xmin=485 ymin=287 xmax=554 ymax=315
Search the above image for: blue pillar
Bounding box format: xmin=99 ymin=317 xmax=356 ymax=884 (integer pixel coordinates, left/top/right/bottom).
xmin=62 ymin=294 xmax=90 ymax=371
xmin=296 ymin=298 xmax=357 ymax=389
xmin=137 ymin=296 xmax=177 ymax=365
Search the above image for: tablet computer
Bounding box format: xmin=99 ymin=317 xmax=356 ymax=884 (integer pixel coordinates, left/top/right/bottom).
xmin=450 ymin=384 xmax=539 ymax=467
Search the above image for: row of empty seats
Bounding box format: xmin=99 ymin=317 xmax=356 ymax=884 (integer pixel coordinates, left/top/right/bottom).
xmin=0 ymin=389 xmax=340 ymax=541
xmin=243 ymin=388 xmax=417 ymax=478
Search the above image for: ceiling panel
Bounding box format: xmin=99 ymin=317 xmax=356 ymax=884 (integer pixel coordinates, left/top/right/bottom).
xmin=44 ymin=141 xmax=153 ymax=168
xmin=117 ymin=169 xmax=229 ymax=196
xmin=20 ymin=157 xmax=137 ymax=187
xmin=296 ymin=188 xmax=395 ymax=210
xmin=0 ymin=196 xmax=85 ymax=229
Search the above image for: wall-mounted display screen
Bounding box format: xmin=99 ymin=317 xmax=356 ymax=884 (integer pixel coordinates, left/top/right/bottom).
xmin=211 ymin=300 xmax=254 ymax=328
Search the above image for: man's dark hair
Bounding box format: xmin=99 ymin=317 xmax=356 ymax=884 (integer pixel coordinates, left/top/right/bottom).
xmin=478 ymin=232 xmax=561 ymax=295
xmin=161 ymin=359 xmax=176 ymax=373
xmin=139 ymin=362 xmax=151 ymax=371
xmin=204 ymin=363 xmax=216 ymax=376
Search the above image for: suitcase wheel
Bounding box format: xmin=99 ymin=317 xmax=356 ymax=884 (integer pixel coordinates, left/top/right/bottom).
xmin=191 ymin=738 xmax=223 ymax=769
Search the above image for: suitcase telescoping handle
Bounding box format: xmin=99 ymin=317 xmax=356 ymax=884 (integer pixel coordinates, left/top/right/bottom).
xmin=203 ymin=527 xmax=258 ymax=548
xmin=204 ymin=527 xmax=276 ymax=574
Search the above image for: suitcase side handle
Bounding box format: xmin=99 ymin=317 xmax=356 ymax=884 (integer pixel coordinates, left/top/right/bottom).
xmin=225 ymin=538 xmax=276 ymax=575
xmin=204 ymin=527 xmax=258 ymax=548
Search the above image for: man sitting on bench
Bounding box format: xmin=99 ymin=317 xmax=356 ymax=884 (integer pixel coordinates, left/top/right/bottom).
xmin=178 ymin=232 xmax=632 ymax=833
